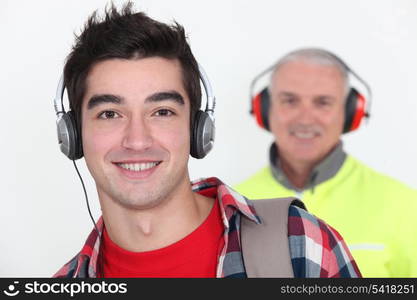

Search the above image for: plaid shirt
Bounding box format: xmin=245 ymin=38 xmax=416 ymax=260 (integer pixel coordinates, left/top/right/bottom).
xmin=54 ymin=177 xmax=361 ymax=278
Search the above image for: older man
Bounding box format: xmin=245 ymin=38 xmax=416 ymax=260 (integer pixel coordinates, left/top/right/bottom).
xmin=235 ymin=48 xmax=417 ymax=277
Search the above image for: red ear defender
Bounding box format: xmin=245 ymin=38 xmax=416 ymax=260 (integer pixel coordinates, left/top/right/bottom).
xmin=349 ymin=93 xmax=366 ymax=132
xmin=343 ymin=87 xmax=368 ymax=133
xmin=250 ymin=88 xmax=271 ymax=130
xmin=251 ymin=92 xmax=265 ymax=129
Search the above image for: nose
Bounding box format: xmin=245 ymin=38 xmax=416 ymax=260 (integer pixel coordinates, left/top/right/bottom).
xmin=122 ymin=115 xmax=153 ymax=151
xmin=296 ymin=101 xmax=315 ymax=124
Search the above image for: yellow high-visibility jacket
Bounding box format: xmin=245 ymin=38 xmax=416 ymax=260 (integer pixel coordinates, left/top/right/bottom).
xmin=235 ymin=155 xmax=417 ymax=277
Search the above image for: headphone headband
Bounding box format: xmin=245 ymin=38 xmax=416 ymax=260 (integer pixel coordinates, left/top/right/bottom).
xmin=54 ymin=74 xmax=65 ymax=117
xmin=198 ymin=63 xmax=216 ymax=117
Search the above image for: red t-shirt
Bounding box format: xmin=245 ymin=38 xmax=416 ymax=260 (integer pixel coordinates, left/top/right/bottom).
xmin=102 ymin=198 xmax=224 ymax=277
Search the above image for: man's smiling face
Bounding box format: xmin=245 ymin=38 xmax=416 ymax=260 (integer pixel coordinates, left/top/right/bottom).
xmin=268 ymin=60 xmax=346 ymax=166
xmin=81 ymin=57 xmax=192 ymax=210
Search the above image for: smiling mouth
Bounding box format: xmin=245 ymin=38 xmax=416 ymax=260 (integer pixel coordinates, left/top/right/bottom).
xmin=290 ymin=130 xmax=321 ymax=139
xmin=292 ymin=132 xmax=316 ymax=139
xmin=116 ymin=161 xmax=161 ymax=172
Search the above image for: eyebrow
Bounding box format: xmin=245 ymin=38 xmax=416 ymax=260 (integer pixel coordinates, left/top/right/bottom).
xmin=276 ymin=91 xmax=298 ymax=99
xmin=277 ymin=91 xmax=335 ymax=101
xmin=145 ymin=91 xmax=184 ymax=105
xmin=314 ymin=95 xmax=336 ymax=101
xmin=86 ymin=91 xmax=184 ymax=110
xmin=87 ymin=94 xmax=123 ymax=109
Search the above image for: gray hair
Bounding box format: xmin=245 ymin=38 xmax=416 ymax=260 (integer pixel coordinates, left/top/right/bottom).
xmin=269 ymin=48 xmax=350 ymax=98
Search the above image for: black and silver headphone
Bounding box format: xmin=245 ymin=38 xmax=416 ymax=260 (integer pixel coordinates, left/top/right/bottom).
xmin=190 ymin=65 xmax=216 ymax=159
xmin=54 ymin=64 xmax=216 ymax=160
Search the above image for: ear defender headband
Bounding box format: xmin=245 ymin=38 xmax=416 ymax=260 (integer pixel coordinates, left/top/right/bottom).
xmin=54 ymin=64 xmax=216 ymax=160
xmin=249 ymin=50 xmax=372 ymax=133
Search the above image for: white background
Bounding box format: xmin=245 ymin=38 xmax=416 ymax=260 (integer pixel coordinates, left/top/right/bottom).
xmin=1 ymin=0 xmax=416 ymax=277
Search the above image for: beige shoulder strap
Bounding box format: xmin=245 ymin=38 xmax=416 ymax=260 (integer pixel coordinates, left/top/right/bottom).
xmin=240 ymin=197 xmax=305 ymax=278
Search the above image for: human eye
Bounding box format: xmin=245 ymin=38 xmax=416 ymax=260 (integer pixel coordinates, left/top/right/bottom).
xmin=97 ymin=110 xmax=121 ymax=119
xmin=315 ymin=97 xmax=332 ymax=108
xmin=280 ymin=96 xmax=297 ymax=105
xmin=153 ymin=108 xmax=175 ymax=117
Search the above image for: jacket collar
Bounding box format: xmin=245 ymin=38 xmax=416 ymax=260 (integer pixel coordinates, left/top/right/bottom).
xmin=269 ymin=141 xmax=346 ymax=192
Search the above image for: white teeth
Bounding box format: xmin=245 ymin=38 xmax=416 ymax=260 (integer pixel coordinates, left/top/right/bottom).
xmin=293 ymin=132 xmax=316 ymax=139
xmin=118 ymin=162 xmax=158 ymax=171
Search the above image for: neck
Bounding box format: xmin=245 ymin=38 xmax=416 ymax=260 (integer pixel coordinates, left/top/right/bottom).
xmin=279 ymin=156 xmax=315 ymax=190
xmin=99 ymin=177 xmax=214 ymax=253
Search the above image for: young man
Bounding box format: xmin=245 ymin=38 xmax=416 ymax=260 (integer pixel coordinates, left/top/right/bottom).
xmin=235 ymin=48 xmax=417 ymax=277
xmin=54 ymin=4 xmax=360 ymax=278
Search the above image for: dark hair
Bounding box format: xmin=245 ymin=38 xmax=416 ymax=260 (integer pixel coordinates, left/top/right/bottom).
xmin=64 ymin=2 xmax=201 ymax=129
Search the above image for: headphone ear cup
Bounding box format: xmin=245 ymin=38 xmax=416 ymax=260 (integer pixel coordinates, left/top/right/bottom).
xmin=251 ymin=87 xmax=270 ymax=130
xmin=190 ymin=110 xmax=215 ymax=159
xmin=343 ymin=88 xmax=366 ymax=133
xmin=57 ymin=111 xmax=83 ymax=160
